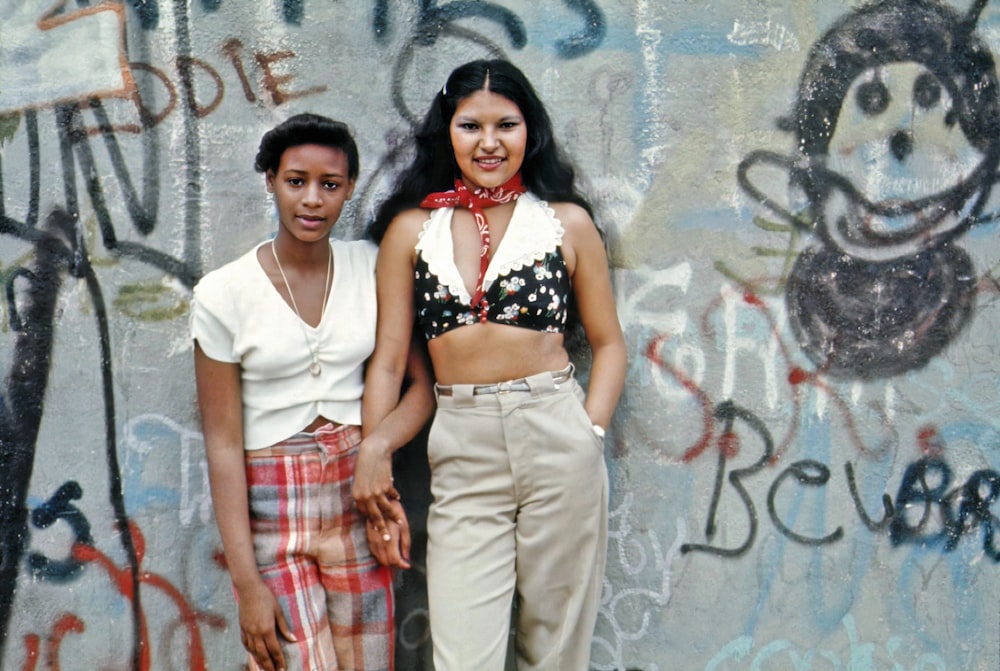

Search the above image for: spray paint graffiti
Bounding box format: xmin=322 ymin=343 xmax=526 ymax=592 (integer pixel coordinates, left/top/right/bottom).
xmin=0 ymin=1 xmax=613 ymax=668
xmin=704 ymin=614 xmax=947 ymax=671
xmin=0 ymin=1 xmax=211 ymax=664
xmin=0 ymin=3 xmax=134 ymax=113
xmin=26 ymin=481 xmax=92 ymax=583
xmin=13 ymin=0 xmax=997 ymax=668
xmin=17 ymin=613 xmax=85 ymax=671
xmin=10 ymin=507 xmax=225 ymax=671
xmin=643 ymin=282 xmax=1000 ymax=562
xmin=738 ymin=0 xmax=1000 ymax=379
xmin=115 ymin=0 xmax=610 ymax=54
xmin=591 ymin=494 xmax=685 ymax=671
xmin=371 ymin=0 xmax=605 ymax=58
xmin=615 ymin=164 xmax=1000 ymax=662
xmin=0 ymin=204 xmax=144 ymax=667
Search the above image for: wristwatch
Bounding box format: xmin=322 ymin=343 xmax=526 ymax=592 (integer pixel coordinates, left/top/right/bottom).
xmin=592 ymin=424 xmax=606 ymax=439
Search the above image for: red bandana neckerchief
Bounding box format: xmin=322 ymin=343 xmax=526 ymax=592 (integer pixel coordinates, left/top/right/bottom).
xmin=420 ymin=174 xmax=526 ymax=322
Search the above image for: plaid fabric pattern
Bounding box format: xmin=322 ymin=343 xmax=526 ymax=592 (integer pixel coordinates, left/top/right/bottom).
xmin=244 ymin=423 xmax=394 ymax=671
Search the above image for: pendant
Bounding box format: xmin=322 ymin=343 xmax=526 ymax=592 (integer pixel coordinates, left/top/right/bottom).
xmin=309 ymin=357 xmax=321 ymax=376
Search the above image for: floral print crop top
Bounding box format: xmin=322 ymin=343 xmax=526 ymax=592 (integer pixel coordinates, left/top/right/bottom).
xmin=413 ymin=193 xmax=571 ymax=340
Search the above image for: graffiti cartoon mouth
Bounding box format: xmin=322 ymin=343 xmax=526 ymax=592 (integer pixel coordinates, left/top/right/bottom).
xmin=813 ymin=162 xmax=988 ymax=261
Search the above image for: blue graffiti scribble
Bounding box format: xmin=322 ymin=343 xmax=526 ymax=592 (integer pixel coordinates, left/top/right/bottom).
xmin=706 ymin=614 xmax=947 ymax=671
xmin=373 ymin=0 xmax=526 ymax=48
xmin=130 ymin=0 xmax=160 ymax=30
xmin=27 ymin=481 xmax=93 ymax=583
xmin=554 ymin=0 xmax=605 ymax=57
xmin=283 ymin=0 xmax=303 ymax=25
xmin=373 ymin=0 xmax=606 ymax=57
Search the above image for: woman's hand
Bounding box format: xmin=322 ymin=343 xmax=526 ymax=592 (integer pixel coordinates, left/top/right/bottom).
xmin=236 ymin=579 xmax=296 ymax=671
xmin=365 ymin=500 xmax=412 ymax=569
xmin=352 ymin=437 xmax=404 ymax=538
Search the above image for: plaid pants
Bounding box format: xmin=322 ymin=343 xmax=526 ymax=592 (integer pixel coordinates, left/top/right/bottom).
xmin=244 ymin=423 xmax=394 ymax=671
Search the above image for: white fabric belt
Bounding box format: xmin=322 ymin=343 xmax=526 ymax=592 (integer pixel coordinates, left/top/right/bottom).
xmin=435 ymin=365 xmax=572 ymax=397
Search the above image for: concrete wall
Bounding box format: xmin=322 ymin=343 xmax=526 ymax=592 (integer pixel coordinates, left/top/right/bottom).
xmin=0 ymin=1 xmax=998 ymax=669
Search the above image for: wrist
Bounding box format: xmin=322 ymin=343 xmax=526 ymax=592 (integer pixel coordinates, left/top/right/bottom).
xmin=359 ymin=434 xmax=392 ymax=459
xmin=231 ymin=571 xmax=266 ymax=594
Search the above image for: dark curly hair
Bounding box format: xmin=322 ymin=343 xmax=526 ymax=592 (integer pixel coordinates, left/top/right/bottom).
xmin=368 ymin=59 xmax=592 ymax=242
xmin=254 ymin=113 xmax=360 ymax=180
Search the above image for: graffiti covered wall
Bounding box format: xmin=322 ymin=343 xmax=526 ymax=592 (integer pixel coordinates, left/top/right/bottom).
xmin=1 ymin=1 xmax=999 ymax=669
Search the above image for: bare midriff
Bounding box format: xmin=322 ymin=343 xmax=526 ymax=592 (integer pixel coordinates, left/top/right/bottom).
xmin=428 ymin=322 xmax=569 ymax=385
xmin=304 ymin=415 xmax=341 ymax=432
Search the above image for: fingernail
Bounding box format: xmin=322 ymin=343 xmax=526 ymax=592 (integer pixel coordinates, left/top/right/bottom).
xmin=383 ymin=533 xmax=391 ymax=541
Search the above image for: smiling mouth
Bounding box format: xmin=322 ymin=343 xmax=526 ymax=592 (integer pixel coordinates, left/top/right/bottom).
xmin=819 ymin=181 xmax=981 ymax=261
xmin=475 ymin=157 xmax=504 ymax=166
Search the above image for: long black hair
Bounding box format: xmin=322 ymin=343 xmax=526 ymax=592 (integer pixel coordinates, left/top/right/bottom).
xmin=368 ymin=59 xmax=592 ymax=242
xmin=254 ymin=113 xmax=360 ymax=180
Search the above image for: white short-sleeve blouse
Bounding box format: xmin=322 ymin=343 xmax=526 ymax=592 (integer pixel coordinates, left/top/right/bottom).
xmin=190 ymin=239 xmax=378 ymax=450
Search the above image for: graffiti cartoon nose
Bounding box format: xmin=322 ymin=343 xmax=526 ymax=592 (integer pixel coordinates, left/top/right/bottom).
xmin=889 ymin=129 xmax=913 ymax=162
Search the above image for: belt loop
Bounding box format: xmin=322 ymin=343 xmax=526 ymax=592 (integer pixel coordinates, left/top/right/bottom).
xmin=526 ymin=370 xmax=557 ymax=398
xmin=314 ymin=424 xmax=349 ymax=464
xmin=452 ymin=384 xmax=477 ymax=408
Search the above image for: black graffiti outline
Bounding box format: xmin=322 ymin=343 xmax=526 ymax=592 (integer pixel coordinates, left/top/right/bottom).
xmin=371 ymin=0 xmax=605 ymax=58
xmin=845 ymin=461 xmax=895 ymax=532
xmin=681 ymin=400 xmax=775 ymax=557
xmin=685 ymin=438 xmax=1000 ymax=561
xmin=767 ymin=459 xmax=844 ymax=546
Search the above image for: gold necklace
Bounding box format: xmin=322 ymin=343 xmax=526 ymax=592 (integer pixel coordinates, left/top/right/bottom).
xmin=270 ymin=238 xmax=332 ymax=376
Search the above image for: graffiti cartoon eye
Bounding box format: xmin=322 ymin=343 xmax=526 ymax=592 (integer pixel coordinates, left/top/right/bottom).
xmin=856 ymin=79 xmax=890 ymax=115
xmin=913 ymin=72 xmax=942 ymax=110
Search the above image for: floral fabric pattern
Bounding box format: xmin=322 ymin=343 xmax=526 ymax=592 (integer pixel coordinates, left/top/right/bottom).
xmin=414 ymin=248 xmax=570 ymax=339
xmin=412 ymin=192 xmax=573 ymax=340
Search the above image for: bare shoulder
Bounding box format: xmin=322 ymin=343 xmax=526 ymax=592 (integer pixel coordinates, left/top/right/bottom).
xmin=550 ymin=201 xmax=602 ymax=254
xmin=381 ymin=207 xmax=430 ymax=249
xmin=548 ymin=201 xmax=605 ymax=276
xmin=393 ymin=207 xmax=431 ymax=234
xmin=550 ymin=201 xmax=595 ymax=234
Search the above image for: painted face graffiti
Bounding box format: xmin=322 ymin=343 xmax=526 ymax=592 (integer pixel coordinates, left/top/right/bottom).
xmin=823 ymin=61 xmax=987 ymax=255
xmin=739 ymin=0 xmax=1000 ymax=379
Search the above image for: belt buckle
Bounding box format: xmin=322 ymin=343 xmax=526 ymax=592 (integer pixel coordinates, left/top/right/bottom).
xmin=497 ymin=381 xmax=512 ymax=394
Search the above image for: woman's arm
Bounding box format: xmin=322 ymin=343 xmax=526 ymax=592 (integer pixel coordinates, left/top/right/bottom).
xmin=194 ymin=344 xmax=294 ymax=671
xmin=356 ymin=336 xmax=434 ymax=568
xmin=354 ymin=210 xmax=431 ymax=566
xmin=559 ymin=204 xmax=627 ymax=430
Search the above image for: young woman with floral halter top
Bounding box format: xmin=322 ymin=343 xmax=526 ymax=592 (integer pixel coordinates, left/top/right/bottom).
xmin=357 ymin=60 xmax=627 ymax=670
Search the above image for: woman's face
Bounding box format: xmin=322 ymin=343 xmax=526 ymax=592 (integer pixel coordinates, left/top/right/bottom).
xmin=449 ymin=88 xmax=527 ymax=190
xmin=266 ymin=144 xmax=355 ymax=244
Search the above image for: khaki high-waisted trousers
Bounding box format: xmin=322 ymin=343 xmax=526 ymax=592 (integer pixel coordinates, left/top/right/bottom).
xmin=427 ymin=367 xmax=609 ymax=670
